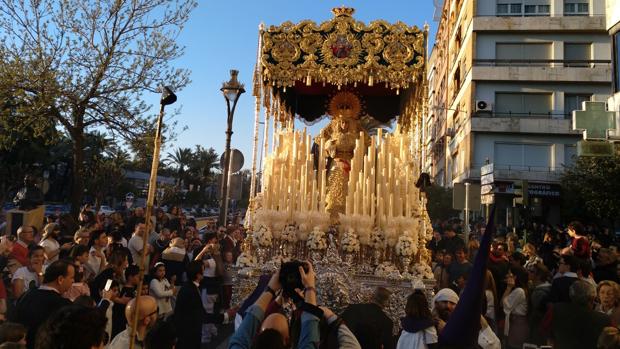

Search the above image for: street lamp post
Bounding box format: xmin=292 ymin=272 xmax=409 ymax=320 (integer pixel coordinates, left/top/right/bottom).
xmin=218 ymin=70 xmax=245 ymax=227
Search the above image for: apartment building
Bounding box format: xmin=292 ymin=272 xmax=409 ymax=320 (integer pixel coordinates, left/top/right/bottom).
xmin=425 ymin=0 xmax=612 ymax=225
xmin=608 ymin=0 xmax=620 ymax=123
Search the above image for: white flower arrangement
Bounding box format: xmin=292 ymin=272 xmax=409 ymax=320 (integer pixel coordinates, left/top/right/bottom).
xmin=374 ymin=262 xmax=399 ymax=278
xmin=253 ymin=226 xmax=273 ymax=248
xmin=281 ymin=224 xmax=298 ymax=243
xmin=395 ymin=235 xmax=415 ymax=257
xmin=236 ymin=252 xmax=257 ymax=268
xmin=412 ymin=263 xmax=435 ymax=280
xmin=369 ymin=230 xmax=385 ymax=249
xmin=306 ymin=227 xmax=327 ymax=250
xmin=341 ymin=230 xmax=360 ymax=253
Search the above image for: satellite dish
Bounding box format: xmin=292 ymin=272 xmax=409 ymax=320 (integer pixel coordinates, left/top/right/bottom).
xmin=220 ymin=149 xmax=244 ymax=173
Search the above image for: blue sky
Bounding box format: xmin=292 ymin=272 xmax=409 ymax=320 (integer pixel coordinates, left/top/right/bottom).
xmin=156 ymin=1 xmax=437 ymax=168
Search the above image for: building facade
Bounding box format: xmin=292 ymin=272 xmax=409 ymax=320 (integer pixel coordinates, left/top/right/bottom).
xmin=425 ymin=0 xmax=612 ymax=225
xmin=608 ymin=0 xmax=620 ymax=126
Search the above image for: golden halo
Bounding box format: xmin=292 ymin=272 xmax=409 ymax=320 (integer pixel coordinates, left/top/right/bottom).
xmin=327 ymin=91 xmax=362 ymax=119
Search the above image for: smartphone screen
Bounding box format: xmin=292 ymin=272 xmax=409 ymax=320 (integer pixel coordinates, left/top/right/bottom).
xmin=104 ymin=279 xmax=113 ymax=291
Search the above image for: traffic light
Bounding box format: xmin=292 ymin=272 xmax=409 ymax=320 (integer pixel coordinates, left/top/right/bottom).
xmin=513 ymin=180 xmax=529 ymax=207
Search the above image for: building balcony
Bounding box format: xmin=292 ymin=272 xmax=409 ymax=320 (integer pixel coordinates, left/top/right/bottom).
xmin=472 ymin=60 xmax=611 ymax=83
xmin=470 ymin=116 xmax=580 ymax=135
xmin=454 ymin=164 xmax=564 ymax=184
xmin=473 ymin=15 xmax=606 ymax=32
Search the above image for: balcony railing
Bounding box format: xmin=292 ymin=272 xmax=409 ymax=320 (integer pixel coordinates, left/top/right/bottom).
xmin=474 ymin=111 xmax=572 ymax=119
xmin=473 ymin=59 xmax=611 ymax=67
xmin=474 ymin=13 xmax=606 ymax=18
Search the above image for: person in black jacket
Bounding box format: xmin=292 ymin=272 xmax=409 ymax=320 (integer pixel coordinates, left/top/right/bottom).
xmin=173 ymin=260 xmax=235 ymax=349
xmin=341 ymin=286 xmax=394 ymax=349
xmin=12 ymin=259 xmax=74 ymax=349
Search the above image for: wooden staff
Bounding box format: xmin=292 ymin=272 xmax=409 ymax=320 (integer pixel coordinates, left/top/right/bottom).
xmin=129 ymin=87 xmax=176 ymax=349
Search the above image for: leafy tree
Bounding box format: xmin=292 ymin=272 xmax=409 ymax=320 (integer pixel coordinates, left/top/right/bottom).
xmin=187 ymin=145 xmax=220 ymax=191
xmin=424 ymin=185 xmax=458 ymax=222
xmin=0 ymin=0 xmax=196 ymax=216
xmin=561 ymin=154 xmax=620 ymax=228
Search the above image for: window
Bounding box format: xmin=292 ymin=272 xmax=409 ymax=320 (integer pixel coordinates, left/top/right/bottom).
xmin=564 ymin=43 xmax=591 ymax=66
xmin=614 ymin=32 xmax=620 ymax=93
xmin=564 ymin=2 xmax=589 ymax=15
xmin=524 ymin=4 xmax=550 ymax=16
xmin=496 ymin=43 xmax=552 ymax=64
xmin=564 ymin=145 xmax=577 ymax=166
xmin=564 ymin=94 xmax=591 ymax=118
xmin=495 ymin=143 xmax=552 ymax=168
xmin=497 ymin=2 xmax=522 ymax=16
xmin=495 ymin=92 xmax=553 ymax=116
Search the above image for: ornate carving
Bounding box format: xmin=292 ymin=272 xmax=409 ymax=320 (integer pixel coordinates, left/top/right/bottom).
xmin=260 ymin=8 xmax=426 ymax=91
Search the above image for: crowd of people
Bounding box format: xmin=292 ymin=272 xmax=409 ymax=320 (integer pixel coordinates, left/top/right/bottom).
xmin=0 ymin=203 xmax=619 ymax=349
xmin=0 ymin=205 xmax=242 ymax=348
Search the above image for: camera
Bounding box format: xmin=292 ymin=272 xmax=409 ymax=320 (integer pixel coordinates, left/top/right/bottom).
xmin=279 ymin=260 xmax=309 ymax=299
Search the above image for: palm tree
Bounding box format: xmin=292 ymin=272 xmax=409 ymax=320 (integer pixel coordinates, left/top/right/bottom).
xmin=188 ymin=145 xmax=220 ymax=191
xmin=166 ymin=147 xmax=193 ymax=188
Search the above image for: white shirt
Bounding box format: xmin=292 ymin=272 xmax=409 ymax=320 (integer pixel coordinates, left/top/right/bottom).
xmin=396 ymin=327 xmax=438 ymax=349
xmin=502 ymin=287 xmax=527 ymax=336
xmin=478 ymin=325 xmax=501 ymax=349
xmin=149 ymin=278 xmax=174 ymax=316
xmin=128 ymin=235 xmax=149 ymax=267
xmin=12 ymin=266 xmax=44 ymax=289
xmin=485 ymin=290 xmax=496 ymax=320
xmin=86 ymin=246 xmax=107 ymax=277
xmin=203 ymin=258 xmax=217 ymax=277
xmin=39 ymin=238 xmax=60 ymax=263
xmin=107 ymin=328 xmax=143 ymax=349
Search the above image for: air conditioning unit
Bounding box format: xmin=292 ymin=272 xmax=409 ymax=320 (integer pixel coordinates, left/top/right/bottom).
xmin=476 ymin=100 xmax=493 ymax=113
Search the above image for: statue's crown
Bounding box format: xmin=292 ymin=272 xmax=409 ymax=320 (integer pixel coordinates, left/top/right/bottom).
xmin=331 ymin=6 xmax=355 ymax=17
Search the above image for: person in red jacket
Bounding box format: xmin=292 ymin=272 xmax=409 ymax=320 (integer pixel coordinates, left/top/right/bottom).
xmin=566 ymin=221 xmax=591 ymax=260
xmin=10 ymin=226 xmax=34 ymax=268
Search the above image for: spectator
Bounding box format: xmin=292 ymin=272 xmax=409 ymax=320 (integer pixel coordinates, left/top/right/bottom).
xmin=174 ymin=260 xmax=234 ymax=349
xmin=144 ymin=317 xmax=177 ymax=349
xmin=433 ymin=253 xmax=452 ymax=290
xmin=10 ymin=226 xmax=34 ymax=270
xmin=543 ymin=279 xmax=611 ymax=349
xmin=448 ymin=247 xmax=472 ymax=285
xmin=488 ymin=241 xmax=510 ymax=300
xmin=502 ymin=267 xmax=529 ymax=349
xmin=149 ymin=262 xmax=176 ymax=317
xmin=565 ymin=221 xmax=591 ymax=260
xmin=39 ymin=223 xmax=71 ymax=263
xmin=11 ymin=260 xmax=74 ymax=349
xmin=523 ymin=243 xmax=543 ymax=270
xmin=437 ymin=227 xmax=465 ymax=255
xmin=467 ymin=239 xmax=480 ymax=263
xmin=550 ymin=254 xmax=580 ymax=303
xmin=228 ymin=262 xmax=359 ymax=349
xmin=85 ymin=230 xmax=107 ymax=277
xmin=483 ymin=270 xmax=498 ymax=333
xmin=431 ymin=288 xmax=500 ymax=349
xmin=222 ymin=251 xmax=234 ymax=309
xmin=341 ymin=286 xmax=394 ymax=349
xmin=12 ymin=245 xmax=45 ymax=299
xmin=111 ymin=265 xmax=140 ymax=338
xmin=89 ymin=248 xmax=129 ymax=303
xmin=108 ymin=296 xmax=158 ymax=349
xmin=69 ymin=244 xmax=90 ymax=282
xmin=0 ymin=323 xmax=26 ymax=345
xmin=527 ymin=262 xmax=552 ymax=345
xmin=161 ymin=237 xmax=188 ymax=287
xmin=596 ymin=280 xmax=620 ymax=324
xmin=396 ymin=289 xmax=437 ymax=349
xmin=35 ymin=305 xmax=107 ymax=349
xmin=73 ymin=228 xmax=90 ymax=247
xmin=128 ymin=223 xmax=151 ymax=270
xmin=62 ymin=259 xmax=90 ymax=301
xmin=426 ymin=230 xmax=442 ymax=255
xmin=598 ymin=326 xmax=620 ymax=349
xmin=593 ymin=248 xmax=619 ymax=283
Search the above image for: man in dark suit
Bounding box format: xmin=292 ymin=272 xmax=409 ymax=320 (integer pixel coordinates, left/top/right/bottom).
xmin=174 ymin=260 xmax=235 ymax=349
xmin=549 ymin=254 xmax=579 ymax=303
xmin=12 ymin=259 xmax=74 ymax=349
xmin=341 ymin=286 xmax=394 ymax=349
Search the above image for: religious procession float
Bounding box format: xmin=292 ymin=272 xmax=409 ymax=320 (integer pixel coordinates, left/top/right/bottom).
xmin=236 ymin=7 xmax=434 ymax=327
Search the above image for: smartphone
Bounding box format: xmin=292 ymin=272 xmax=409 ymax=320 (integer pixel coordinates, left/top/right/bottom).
xmin=104 ymin=279 xmax=113 ymax=292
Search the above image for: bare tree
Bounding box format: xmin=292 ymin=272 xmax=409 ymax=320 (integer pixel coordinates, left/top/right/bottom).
xmin=0 ymin=0 xmax=196 ymax=216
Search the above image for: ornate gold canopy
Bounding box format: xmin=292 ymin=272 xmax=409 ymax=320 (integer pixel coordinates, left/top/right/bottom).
xmin=259 ymin=7 xmax=427 ymax=91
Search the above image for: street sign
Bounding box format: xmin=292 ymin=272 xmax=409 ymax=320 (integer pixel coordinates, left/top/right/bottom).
xmin=220 ymin=149 xmax=245 ymax=173
xmin=480 ymin=163 xmax=494 ymax=185
xmin=481 ymin=194 xmax=494 ymax=205
xmin=453 ymin=183 xmax=481 ymax=211
xmin=481 ymin=163 xmax=494 ymax=176
xmin=481 ymin=184 xmax=494 ymax=195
